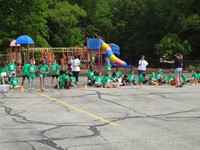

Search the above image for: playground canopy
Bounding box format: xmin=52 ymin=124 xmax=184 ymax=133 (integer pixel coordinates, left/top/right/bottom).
xmin=16 ymin=35 xmax=34 ymax=44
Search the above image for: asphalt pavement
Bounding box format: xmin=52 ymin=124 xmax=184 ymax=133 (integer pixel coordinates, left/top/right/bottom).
xmin=0 ymin=76 xmax=200 ymax=150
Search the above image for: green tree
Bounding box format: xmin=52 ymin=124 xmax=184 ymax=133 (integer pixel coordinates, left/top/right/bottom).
xmin=47 ymin=1 xmax=87 ymax=47
xmin=155 ymin=33 xmax=191 ymax=59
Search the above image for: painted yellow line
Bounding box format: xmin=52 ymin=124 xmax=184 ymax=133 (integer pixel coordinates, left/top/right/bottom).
xmin=33 ymin=91 xmax=119 ymax=126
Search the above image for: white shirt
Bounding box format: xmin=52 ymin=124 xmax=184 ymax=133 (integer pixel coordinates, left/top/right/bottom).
xmin=71 ymin=58 xmax=80 ymax=71
xmin=138 ymin=60 xmax=148 ymax=71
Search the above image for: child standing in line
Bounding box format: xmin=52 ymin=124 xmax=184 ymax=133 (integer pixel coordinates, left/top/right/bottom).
xmin=21 ymin=62 xmax=30 ymax=88
xmin=38 ymin=59 xmax=50 ymax=91
xmin=7 ymin=59 xmax=16 ymax=82
xmin=29 ymin=60 xmax=37 ymax=90
xmin=10 ymin=73 xmax=19 ymax=88
xmin=50 ymin=60 xmax=60 ymax=87
xmin=0 ymin=62 xmax=8 ymax=84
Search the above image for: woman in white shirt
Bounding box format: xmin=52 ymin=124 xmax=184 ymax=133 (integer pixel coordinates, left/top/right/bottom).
xmin=71 ymin=55 xmax=81 ymax=82
xmin=138 ymin=55 xmax=148 ymax=76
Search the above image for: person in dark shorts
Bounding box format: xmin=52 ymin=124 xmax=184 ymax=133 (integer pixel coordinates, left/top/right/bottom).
xmin=21 ymin=61 xmax=30 ymax=88
xmin=165 ymin=53 xmax=184 ymax=87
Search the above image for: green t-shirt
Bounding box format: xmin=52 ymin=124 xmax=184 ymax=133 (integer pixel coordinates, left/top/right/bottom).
xmin=87 ymin=70 xmax=95 ymax=79
xmin=7 ymin=63 xmax=16 ymax=71
xmin=29 ymin=65 xmax=37 ymax=78
xmin=10 ymin=77 xmax=18 ymax=86
xmin=23 ymin=63 xmax=31 ymax=76
xmin=156 ymin=71 xmax=166 ymax=80
xmin=52 ymin=63 xmax=60 ymax=75
xmin=138 ymin=74 xmax=144 ymax=84
xmin=105 ymin=64 xmax=111 ymax=73
xmin=128 ymin=74 xmax=135 ymax=81
xmin=38 ymin=64 xmax=50 ymax=77
xmin=95 ymin=76 xmax=102 ymax=83
xmin=101 ymin=77 xmax=111 ymax=86
xmin=149 ymin=75 xmax=156 ymax=83
xmin=71 ymin=76 xmax=76 ymax=85
xmin=60 ymin=74 xmax=69 ymax=86
xmin=110 ymin=76 xmax=116 ymax=82
xmin=167 ymin=74 xmax=175 ymax=82
xmin=192 ymin=73 xmax=198 ymax=79
xmin=0 ymin=67 xmax=7 ymax=73
xmin=116 ymin=71 xmax=122 ymax=78
xmin=181 ymin=74 xmax=187 ymax=84
xmin=0 ymin=77 xmax=2 ymax=83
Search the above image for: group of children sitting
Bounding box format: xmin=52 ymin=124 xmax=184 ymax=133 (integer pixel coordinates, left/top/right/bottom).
xmin=86 ymin=67 xmax=200 ymax=88
xmin=86 ymin=66 xmax=136 ymax=88
xmin=138 ymin=68 xmax=199 ymax=86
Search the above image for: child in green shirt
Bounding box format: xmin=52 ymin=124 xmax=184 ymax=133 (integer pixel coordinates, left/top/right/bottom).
xmin=149 ymin=72 xmax=158 ymax=85
xmin=128 ymin=70 xmax=136 ymax=85
xmin=87 ymin=66 xmax=95 ymax=86
xmin=68 ymin=73 xmax=79 ymax=88
xmin=38 ymin=60 xmax=50 ymax=91
xmin=29 ymin=60 xmax=37 ymax=90
xmin=138 ymin=72 xmax=148 ymax=84
xmin=167 ymin=71 xmax=176 ymax=85
xmin=50 ymin=60 xmax=60 ymax=87
xmin=10 ymin=73 xmax=19 ymax=88
xmin=105 ymin=61 xmax=111 ymax=74
xmin=94 ymin=72 xmax=103 ymax=87
xmin=155 ymin=68 xmax=166 ymax=85
xmin=0 ymin=62 xmax=8 ymax=84
xmin=7 ymin=59 xmax=16 ymax=81
xmin=21 ymin=62 xmax=30 ymax=87
xmin=59 ymin=70 xmax=70 ymax=89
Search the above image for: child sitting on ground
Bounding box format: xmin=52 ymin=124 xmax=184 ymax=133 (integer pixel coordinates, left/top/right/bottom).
xmin=156 ymin=68 xmax=166 ymax=85
xmin=115 ymin=67 xmax=123 ymax=84
xmin=94 ymin=72 xmax=103 ymax=87
xmin=138 ymin=72 xmax=148 ymax=85
xmin=149 ymin=72 xmax=158 ymax=85
xmin=87 ymin=66 xmax=95 ymax=86
xmin=190 ymin=70 xmax=199 ymax=84
xmin=10 ymin=73 xmax=19 ymax=88
xmin=167 ymin=71 xmax=176 ymax=85
xmin=68 ymin=73 xmax=79 ymax=88
xmin=128 ymin=70 xmax=136 ymax=85
xmin=58 ymin=70 xmax=70 ymax=89
xmin=181 ymin=72 xmax=187 ymax=85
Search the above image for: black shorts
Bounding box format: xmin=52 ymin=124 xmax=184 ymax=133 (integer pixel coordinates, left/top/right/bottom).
xmin=23 ymin=75 xmax=29 ymax=80
xmin=52 ymin=75 xmax=59 ymax=78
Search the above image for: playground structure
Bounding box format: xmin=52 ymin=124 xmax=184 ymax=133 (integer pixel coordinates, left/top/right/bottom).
xmin=87 ymin=38 xmax=132 ymax=69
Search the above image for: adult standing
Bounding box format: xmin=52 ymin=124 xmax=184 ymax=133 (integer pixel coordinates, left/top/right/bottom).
xmin=71 ymin=54 xmax=81 ymax=82
xmin=138 ymin=55 xmax=148 ymax=76
xmin=164 ymin=53 xmax=183 ymax=87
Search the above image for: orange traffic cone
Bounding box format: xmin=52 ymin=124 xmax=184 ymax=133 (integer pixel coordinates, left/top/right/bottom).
xmin=20 ymin=85 xmax=24 ymax=92
xmin=117 ymin=83 xmax=120 ymax=88
xmin=83 ymin=84 xmax=87 ymax=89
xmin=140 ymin=83 xmax=143 ymax=88
xmin=154 ymin=82 xmax=159 ymax=87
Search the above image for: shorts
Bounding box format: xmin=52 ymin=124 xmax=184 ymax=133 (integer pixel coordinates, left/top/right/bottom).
xmin=39 ymin=74 xmax=46 ymax=79
xmin=174 ymin=68 xmax=182 ymax=77
xmin=1 ymin=72 xmax=7 ymax=77
xmin=52 ymin=75 xmax=59 ymax=78
xmin=9 ymin=71 xmax=16 ymax=77
xmin=23 ymin=75 xmax=29 ymax=80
